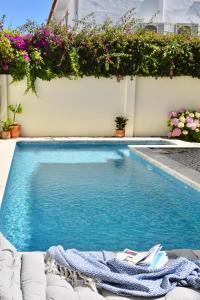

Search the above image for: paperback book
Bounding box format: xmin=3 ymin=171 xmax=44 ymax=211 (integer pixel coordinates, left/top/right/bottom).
xmin=117 ymin=244 xmax=168 ymax=270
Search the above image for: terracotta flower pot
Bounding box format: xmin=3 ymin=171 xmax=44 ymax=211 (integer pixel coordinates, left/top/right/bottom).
xmin=9 ymin=124 xmax=21 ymax=138
xmin=116 ymin=129 xmax=125 ymax=138
xmin=1 ymin=131 xmax=11 ymax=139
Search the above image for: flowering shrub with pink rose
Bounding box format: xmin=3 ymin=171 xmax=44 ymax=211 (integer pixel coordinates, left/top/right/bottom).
xmin=167 ymin=110 xmax=200 ymax=142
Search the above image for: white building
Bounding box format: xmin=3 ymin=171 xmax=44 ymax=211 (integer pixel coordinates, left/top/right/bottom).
xmin=48 ymin=0 xmax=200 ymax=34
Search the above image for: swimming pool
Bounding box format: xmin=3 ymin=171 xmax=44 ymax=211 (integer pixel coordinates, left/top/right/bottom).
xmin=1 ymin=141 xmax=200 ymax=251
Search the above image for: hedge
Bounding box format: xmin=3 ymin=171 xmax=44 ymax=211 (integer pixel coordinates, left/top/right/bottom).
xmin=1 ymin=20 xmax=200 ymax=93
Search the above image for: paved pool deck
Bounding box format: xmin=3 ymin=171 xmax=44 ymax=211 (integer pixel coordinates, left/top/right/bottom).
xmin=151 ymin=148 xmax=200 ymax=173
xmin=0 ymin=137 xmax=200 ymax=205
xmin=132 ymin=148 xmax=200 ymax=191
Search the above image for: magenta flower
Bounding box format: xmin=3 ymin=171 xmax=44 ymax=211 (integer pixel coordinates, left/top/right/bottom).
xmin=2 ymin=63 xmax=9 ymax=71
xmin=5 ymin=34 xmax=27 ymax=50
xmin=53 ymin=36 xmax=62 ymax=46
xmin=23 ymin=54 xmax=30 ymax=62
xmin=171 ymin=128 xmax=181 ymax=137
xmin=43 ymin=28 xmax=50 ymax=37
xmin=23 ymin=34 xmax=33 ymax=43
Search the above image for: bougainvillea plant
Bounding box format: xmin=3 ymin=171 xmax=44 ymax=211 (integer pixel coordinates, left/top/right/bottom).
xmin=1 ymin=11 xmax=200 ymax=93
xmin=167 ymin=110 xmax=200 ymax=142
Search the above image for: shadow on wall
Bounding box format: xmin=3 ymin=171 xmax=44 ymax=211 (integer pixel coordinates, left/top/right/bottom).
xmin=138 ymin=0 xmax=161 ymax=20
xmin=188 ymin=2 xmax=200 ymax=18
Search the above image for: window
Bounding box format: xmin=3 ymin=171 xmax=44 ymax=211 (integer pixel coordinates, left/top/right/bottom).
xmin=144 ymin=25 xmax=158 ymax=33
xmin=177 ymin=25 xmax=192 ymax=35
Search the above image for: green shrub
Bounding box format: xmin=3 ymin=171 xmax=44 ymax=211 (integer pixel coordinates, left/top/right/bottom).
xmin=1 ymin=15 xmax=200 ymax=93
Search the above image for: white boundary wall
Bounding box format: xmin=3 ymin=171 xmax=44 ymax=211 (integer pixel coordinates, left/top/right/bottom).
xmin=0 ymin=75 xmax=200 ymax=137
xmin=55 ymin=0 xmax=200 ymax=26
xmin=134 ymin=76 xmax=200 ymax=136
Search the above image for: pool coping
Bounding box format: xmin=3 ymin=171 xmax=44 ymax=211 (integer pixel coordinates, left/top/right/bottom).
xmin=0 ymin=139 xmax=16 ymax=205
xmin=130 ymin=148 xmax=200 ymax=192
xmin=16 ymin=137 xmax=200 ymax=147
xmin=0 ymin=137 xmax=199 ymax=205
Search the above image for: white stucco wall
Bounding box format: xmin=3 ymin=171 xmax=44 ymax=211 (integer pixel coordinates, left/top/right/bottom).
xmin=6 ymin=76 xmax=135 ymax=137
xmin=134 ymin=77 xmax=200 ymax=136
xmin=1 ymin=75 xmax=200 ymax=137
xmin=77 ymin=0 xmax=162 ymax=24
xmin=54 ymin=0 xmax=200 ymax=25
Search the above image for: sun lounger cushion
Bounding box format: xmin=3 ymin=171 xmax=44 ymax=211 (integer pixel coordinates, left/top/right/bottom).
xmin=21 ymin=252 xmax=46 ymax=300
xmin=167 ymin=249 xmax=200 ymax=260
xmin=1 ymin=234 xmax=200 ymax=299
xmin=0 ymin=233 xmax=22 ymax=300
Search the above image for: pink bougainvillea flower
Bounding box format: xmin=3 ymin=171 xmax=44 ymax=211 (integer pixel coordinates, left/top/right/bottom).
xmin=171 ymin=128 xmax=182 ymax=137
xmin=2 ymin=63 xmax=9 ymax=71
xmin=53 ymin=36 xmax=63 ymax=46
xmin=23 ymin=54 xmax=30 ymax=62
xmin=43 ymin=28 xmax=50 ymax=37
xmin=5 ymin=34 xmax=27 ymax=50
xmin=24 ymin=34 xmax=33 ymax=40
xmin=171 ymin=118 xmax=179 ymax=126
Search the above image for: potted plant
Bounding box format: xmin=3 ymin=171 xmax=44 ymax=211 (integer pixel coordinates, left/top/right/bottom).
xmin=1 ymin=119 xmax=11 ymax=139
xmin=8 ymin=103 xmax=23 ymax=138
xmin=115 ymin=115 xmax=128 ymax=138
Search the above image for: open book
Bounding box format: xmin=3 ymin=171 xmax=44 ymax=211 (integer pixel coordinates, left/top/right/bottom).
xmin=117 ymin=244 xmax=168 ymax=270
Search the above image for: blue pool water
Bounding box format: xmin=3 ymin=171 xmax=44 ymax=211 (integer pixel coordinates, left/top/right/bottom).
xmin=1 ymin=142 xmax=200 ymax=251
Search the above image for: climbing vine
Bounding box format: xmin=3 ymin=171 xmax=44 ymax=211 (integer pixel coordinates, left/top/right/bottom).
xmin=0 ymin=12 xmax=200 ymax=93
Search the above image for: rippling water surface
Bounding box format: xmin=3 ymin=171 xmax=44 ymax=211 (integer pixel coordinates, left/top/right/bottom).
xmin=1 ymin=142 xmax=200 ymax=251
